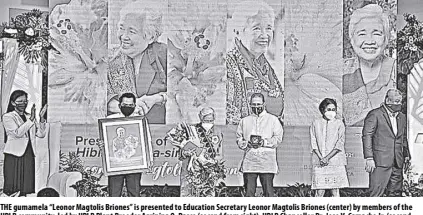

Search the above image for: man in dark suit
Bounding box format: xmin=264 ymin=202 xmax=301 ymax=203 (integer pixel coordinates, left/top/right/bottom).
xmin=362 ymin=89 xmax=410 ymax=197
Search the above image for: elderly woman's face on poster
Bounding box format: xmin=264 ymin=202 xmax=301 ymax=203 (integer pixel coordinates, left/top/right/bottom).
xmin=241 ymin=14 xmax=274 ymax=56
xmin=118 ymin=14 xmax=149 ymax=57
xmin=351 ymin=17 xmax=386 ymax=62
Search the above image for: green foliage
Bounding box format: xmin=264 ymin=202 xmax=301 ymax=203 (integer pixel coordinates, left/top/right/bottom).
xmin=70 ymin=168 xmax=108 ymax=197
xmin=275 ymin=183 xmax=313 ymax=197
xmin=184 ymin=159 xmax=226 ymax=197
xmin=60 ymin=152 xmax=107 ymax=197
xmin=140 ymin=185 xmax=180 ymax=197
xmin=398 ymin=14 xmax=423 ymax=75
xmin=59 ymin=152 xmax=84 ymax=172
xmin=403 ymin=166 xmax=423 ymax=197
xmin=340 ymin=188 xmax=368 ymax=197
xmin=397 ymin=13 xmax=423 ymax=113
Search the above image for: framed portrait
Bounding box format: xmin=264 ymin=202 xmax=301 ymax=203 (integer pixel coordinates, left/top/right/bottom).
xmin=98 ymin=116 xmax=153 ymax=176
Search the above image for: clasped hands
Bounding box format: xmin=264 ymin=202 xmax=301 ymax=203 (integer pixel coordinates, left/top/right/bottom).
xmin=30 ymin=104 xmax=48 ymax=123
xmin=319 ymin=157 xmax=329 ymax=167
xmin=134 ymin=93 xmax=166 ymax=116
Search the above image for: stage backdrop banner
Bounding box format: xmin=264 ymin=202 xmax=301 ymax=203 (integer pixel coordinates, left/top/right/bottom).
xmin=59 ymin=124 xmax=368 ymax=187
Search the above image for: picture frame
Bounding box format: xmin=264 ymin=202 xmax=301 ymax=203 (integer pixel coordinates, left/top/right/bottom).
xmin=98 ymin=116 xmax=153 ymax=176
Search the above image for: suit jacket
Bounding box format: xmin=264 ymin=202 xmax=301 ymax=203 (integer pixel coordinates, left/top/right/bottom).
xmin=362 ymin=106 xmax=409 ymax=168
xmin=2 ymin=111 xmax=46 ymax=157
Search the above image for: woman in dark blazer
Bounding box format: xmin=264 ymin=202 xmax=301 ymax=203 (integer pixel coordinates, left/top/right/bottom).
xmin=2 ymin=90 xmax=47 ymax=196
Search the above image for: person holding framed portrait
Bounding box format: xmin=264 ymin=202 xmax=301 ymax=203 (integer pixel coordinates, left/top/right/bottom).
xmin=98 ymin=92 xmax=153 ymax=197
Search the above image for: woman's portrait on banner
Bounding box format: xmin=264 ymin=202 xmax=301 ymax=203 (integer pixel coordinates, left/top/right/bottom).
xmin=226 ymin=0 xmax=284 ymax=125
xmin=107 ymin=0 xmax=167 ymax=124
xmin=98 ymin=116 xmax=153 ymax=176
xmin=343 ymin=1 xmax=397 ymax=127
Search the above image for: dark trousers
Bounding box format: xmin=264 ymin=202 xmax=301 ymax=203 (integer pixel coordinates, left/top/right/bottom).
xmin=243 ymin=173 xmax=275 ymax=197
xmin=108 ymin=173 xmax=141 ymax=197
xmin=369 ymin=164 xmax=403 ymax=197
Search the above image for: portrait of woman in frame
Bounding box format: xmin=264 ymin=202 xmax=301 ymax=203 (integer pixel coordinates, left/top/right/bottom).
xmin=98 ymin=116 xmax=154 ymax=176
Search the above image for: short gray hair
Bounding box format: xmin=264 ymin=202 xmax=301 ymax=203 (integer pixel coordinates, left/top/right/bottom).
xmin=231 ymin=0 xmax=275 ymax=38
xmin=119 ymin=0 xmax=164 ymax=42
xmin=349 ymin=4 xmax=390 ymax=43
xmin=385 ymin=88 xmax=403 ymax=102
xmin=250 ymin=93 xmax=265 ymax=103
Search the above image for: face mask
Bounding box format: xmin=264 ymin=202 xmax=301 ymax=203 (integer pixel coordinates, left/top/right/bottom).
xmin=386 ymin=104 xmax=402 ymax=113
xmin=202 ymin=123 xmax=214 ymax=130
xmin=324 ymin=111 xmax=336 ymax=120
xmin=120 ymin=106 xmax=135 ymax=117
xmin=252 ymin=106 xmax=264 ymax=115
xmin=15 ymin=104 xmax=27 ymax=112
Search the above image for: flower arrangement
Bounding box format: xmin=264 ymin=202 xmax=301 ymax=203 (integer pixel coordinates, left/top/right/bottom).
xmin=398 ymin=13 xmax=423 ymax=75
xmin=0 ymin=9 xmax=51 ymax=68
xmin=166 ymin=123 xmax=191 ymax=147
xmin=60 ymin=152 xmax=107 ymax=197
xmin=397 ymin=13 xmax=423 ymax=114
xmin=185 ymin=158 xmax=226 ymax=197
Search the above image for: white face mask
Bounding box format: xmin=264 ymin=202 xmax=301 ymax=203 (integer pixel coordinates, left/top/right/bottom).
xmin=324 ymin=111 xmax=336 ymax=120
xmin=202 ymin=123 xmax=214 ymax=130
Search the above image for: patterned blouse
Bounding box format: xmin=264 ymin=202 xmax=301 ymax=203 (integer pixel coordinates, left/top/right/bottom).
xmin=226 ymin=39 xmax=283 ymax=125
xmin=343 ymin=56 xmax=396 ymax=127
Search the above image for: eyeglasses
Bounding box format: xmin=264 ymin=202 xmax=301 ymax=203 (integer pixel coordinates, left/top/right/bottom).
xmin=250 ymin=103 xmax=264 ymax=107
xmin=326 ymin=108 xmax=336 ymax=111
xmin=121 ymin=104 xmax=135 ymax=108
xmin=14 ymin=100 xmax=28 ymax=104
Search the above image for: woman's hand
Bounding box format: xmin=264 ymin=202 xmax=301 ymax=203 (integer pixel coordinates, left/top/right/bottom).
xmin=319 ymin=157 xmax=329 ymax=167
xmin=39 ymin=104 xmax=48 ymax=122
xmin=30 ymin=104 xmax=36 ymax=121
xmin=136 ymin=93 xmax=166 ymax=115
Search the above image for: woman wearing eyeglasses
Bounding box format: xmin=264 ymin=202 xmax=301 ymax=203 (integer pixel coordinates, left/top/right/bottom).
xmin=2 ymin=90 xmax=47 ymax=196
xmin=309 ymin=98 xmax=349 ymax=197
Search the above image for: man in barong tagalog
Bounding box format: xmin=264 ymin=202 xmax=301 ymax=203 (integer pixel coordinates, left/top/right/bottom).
xmin=226 ymin=0 xmax=283 ymax=125
xmin=343 ymin=4 xmax=396 ymax=126
xmin=167 ymin=107 xmax=224 ymax=197
xmin=108 ymin=0 xmax=167 ymax=124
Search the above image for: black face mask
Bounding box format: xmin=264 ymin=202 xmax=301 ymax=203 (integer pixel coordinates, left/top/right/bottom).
xmin=252 ymin=107 xmax=264 ymax=115
xmin=386 ymin=104 xmax=402 ymax=113
xmin=120 ymin=106 xmax=135 ymax=117
xmin=15 ymin=104 xmax=28 ymax=112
